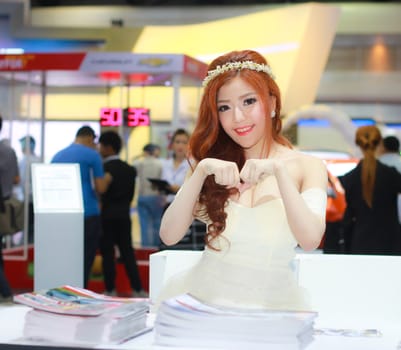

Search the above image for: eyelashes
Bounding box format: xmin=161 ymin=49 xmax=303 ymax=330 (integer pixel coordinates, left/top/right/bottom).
xmin=218 ymin=105 xmax=230 ymax=113
xmin=218 ymin=97 xmax=258 ymax=113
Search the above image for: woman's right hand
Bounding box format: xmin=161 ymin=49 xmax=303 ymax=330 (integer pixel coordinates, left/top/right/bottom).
xmin=198 ymin=158 xmax=241 ymax=188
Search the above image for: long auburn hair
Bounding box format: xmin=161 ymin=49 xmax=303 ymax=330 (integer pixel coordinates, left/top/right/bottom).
xmin=189 ymin=50 xmax=291 ymax=247
xmin=355 ymin=125 xmax=382 ymax=207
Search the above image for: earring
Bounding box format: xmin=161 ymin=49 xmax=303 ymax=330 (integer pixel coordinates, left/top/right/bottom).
xmin=271 ymin=110 xmax=276 ymax=118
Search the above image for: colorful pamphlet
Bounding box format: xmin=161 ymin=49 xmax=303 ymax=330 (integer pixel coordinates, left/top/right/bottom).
xmin=13 ymin=285 xmax=151 ymax=345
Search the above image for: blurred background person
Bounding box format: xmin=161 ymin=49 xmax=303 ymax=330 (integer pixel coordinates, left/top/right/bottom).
xmin=18 ymin=135 xmax=41 ymax=244
xmin=98 ymin=130 xmax=146 ymax=297
xmin=339 ymin=125 xmax=401 ymax=255
xmin=160 ymin=128 xmax=205 ymax=250
xmin=322 ymin=172 xmax=347 ymax=254
xmin=133 ymin=143 xmax=164 ymax=248
xmin=161 ymin=128 xmax=191 ymax=210
xmin=0 ymin=114 xmax=20 ymax=301
xmin=51 ymin=125 xmax=108 ymax=288
xmin=377 ymin=135 xmax=401 ymax=250
xmin=377 ymin=135 xmax=401 ymax=173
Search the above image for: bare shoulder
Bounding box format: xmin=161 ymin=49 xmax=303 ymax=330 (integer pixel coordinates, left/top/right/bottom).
xmin=281 ymin=148 xmax=325 ymax=169
xmin=281 ymin=149 xmax=327 ymax=190
xmin=298 ymin=151 xmax=326 ymax=170
xmin=298 ymin=152 xmax=328 ymax=190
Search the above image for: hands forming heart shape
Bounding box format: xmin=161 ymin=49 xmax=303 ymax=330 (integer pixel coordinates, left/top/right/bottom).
xmin=236 ymin=181 xmax=253 ymax=194
xmin=200 ymin=158 xmax=277 ymax=193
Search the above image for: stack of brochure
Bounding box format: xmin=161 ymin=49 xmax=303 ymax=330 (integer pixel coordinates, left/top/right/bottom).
xmin=154 ymin=294 xmax=317 ymax=349
xmin=13 ymin=285 xmax=150 ymax=346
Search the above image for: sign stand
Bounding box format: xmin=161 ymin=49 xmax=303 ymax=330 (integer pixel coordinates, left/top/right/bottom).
xmin=32 ymin=163 xmax=84 ymax=290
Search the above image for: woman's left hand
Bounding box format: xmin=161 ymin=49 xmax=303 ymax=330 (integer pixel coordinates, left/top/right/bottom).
xmin=240 ymin=159 xmax=277 ymax=185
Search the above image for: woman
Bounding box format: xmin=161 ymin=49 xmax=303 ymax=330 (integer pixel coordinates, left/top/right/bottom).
xmin=340 ymin=125 xmax=401 ymax=255
xmin=157 ymin=50 xmax=328 ymax=311
xmin=134 ymin=143 xmax=164 ymax=247
xmin=161 ymin=128 xmax=191 ymax=208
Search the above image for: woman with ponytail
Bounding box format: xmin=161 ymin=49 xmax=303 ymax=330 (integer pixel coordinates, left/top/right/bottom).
xmin=156 ymin=50 xmax=328 ymax=311
xmin=340 ymin=125 xmax=401 ymax=254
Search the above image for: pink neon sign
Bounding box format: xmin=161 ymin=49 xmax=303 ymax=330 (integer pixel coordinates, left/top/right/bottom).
xmin=100 ymin=107 xmax=150 ymax=127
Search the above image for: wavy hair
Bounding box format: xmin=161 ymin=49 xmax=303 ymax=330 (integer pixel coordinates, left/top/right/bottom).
xmin=355 ymin=125 xmax=382 ymax=207
xmin=189 ymin=50 xmax=291 ymax=247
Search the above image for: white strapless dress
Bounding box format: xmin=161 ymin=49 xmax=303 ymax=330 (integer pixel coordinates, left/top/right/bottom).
xmin=155 ymin=198 xmax=310 ymax=311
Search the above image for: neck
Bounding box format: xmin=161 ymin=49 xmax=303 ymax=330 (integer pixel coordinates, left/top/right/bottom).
xmin=75 ymin=137 xmax=92 ymax=148
xmin=174 ymin=154 xmax=185 ymax=162
xmin=104 ymin=154 xmax=119 ymax=160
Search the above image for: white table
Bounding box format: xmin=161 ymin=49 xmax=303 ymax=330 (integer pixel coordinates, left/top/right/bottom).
xmin=0 ymin=302 xmax=399 ymax=349
xmin=1 ymin=252 xmax=400 ymax=349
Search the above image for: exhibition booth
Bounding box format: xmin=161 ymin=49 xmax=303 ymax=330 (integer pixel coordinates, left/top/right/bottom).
xmin=0 ymin=4 xmax=399 ymax=347
xmin=0 ymin=51 xmax=208 ymax=154
xmin=0 ymin=51 xmax=207 ymax=291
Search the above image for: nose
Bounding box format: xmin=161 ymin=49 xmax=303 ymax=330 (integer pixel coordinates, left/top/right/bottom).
xmin=234 ymin=105 xmax=246 ymax=123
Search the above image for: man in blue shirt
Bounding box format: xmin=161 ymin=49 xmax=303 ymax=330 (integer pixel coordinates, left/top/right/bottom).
xmin=52 ymin=126 xmax=109 ymax=288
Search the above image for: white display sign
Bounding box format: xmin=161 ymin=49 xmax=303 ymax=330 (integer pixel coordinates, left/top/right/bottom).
xmin=32 ymin=163 xmax=83 ymax=213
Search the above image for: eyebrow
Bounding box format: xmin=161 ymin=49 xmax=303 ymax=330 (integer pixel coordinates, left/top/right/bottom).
xmin=217 ymin=91 xmax=256 ymax=104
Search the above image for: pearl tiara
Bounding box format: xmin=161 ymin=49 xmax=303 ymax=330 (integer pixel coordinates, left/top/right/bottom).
xmin=202 ymin=60 xmax=275 ymax=88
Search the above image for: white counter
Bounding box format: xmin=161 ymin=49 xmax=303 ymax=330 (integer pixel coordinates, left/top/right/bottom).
xmin=0 ymin=304 xmax=399 ymax=350
xmin=1 ymin=252 xmax=400 ymax=349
